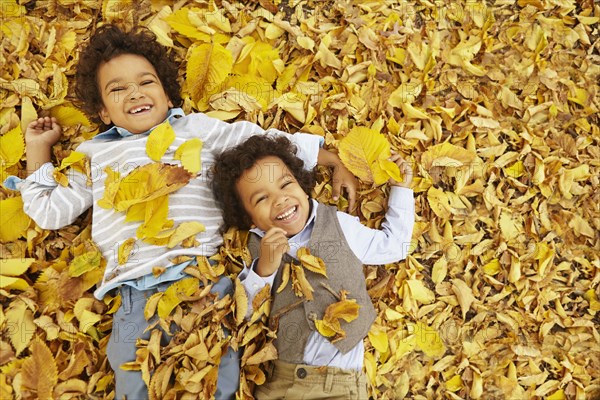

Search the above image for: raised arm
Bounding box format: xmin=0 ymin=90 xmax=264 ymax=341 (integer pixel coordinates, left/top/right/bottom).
xmin=17 ymin=117 xmax=93 ymax=229
xmin=338 ymin=155 xmax=415 ymax=264
xmin=25 ymin=117 xmax=62 ymax=175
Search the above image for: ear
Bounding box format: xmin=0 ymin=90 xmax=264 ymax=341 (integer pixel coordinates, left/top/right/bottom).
xmin=168 ymin=99 xmax=174 ymax=108
xmin=98 ymin=107 xmax=111 ymax=125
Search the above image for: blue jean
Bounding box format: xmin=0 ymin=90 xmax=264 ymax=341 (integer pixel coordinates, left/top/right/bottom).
xmin=106 ymin=277 xmax=240 ymax=399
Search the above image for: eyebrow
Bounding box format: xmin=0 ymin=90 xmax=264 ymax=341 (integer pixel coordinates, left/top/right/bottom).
xmin=103 ymin=72 xmax=158 ymax=91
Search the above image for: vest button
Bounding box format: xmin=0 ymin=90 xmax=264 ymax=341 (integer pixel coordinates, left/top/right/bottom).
xmin=296 ymin=368 xmax=307 ymax=379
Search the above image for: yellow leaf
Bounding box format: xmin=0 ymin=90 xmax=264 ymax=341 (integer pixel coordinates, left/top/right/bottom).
xmin=547 ymin=389 xmax=566 ymax=400
xmin=338 ymin=127 xmax=398 ymax=185
xmin=446 ymin=375 xmax=463 ymax=392
xmin=21 ymin=338 xmax=58 ymax=399
xmin=165 ymin=8 xmax=213 ymax=42
xmin=137 ymin=196 xmax=170 ymax=239
xmin=234 ymin=278 xmax=249 ymax=326
xmin=388 ymin=81 xmax=422 ymax=106
xmin=20 ymin=96 xmax=37 ymax=133
xmin=291 ymin=263 xmax=314 ymax=300
xmin=315 ymin=319 xmax=338 ymax=337
xmin=379 ymin=158 xmax=403 ymax=183
xmin=53 ymin=151 xmax=89 ymax=186
xmin=157 ymin=277 xmax=199 ymax=318
xmin=97 ymin=166 xmax=121 ymax=209
xmin=69 ymin=251 xmax=102 ymax=277
xmin=245 ymin=342 xmax=278 ymax=365
xmin=385 ymin=308 xmax=404 ymax=321
xmin=144 ymin=292 xmax=163 ymax=320
xmin=56 ymin=151 xmax=87 ymax=172
xmin=323 ymin=298 xmax=360 ymax=323
xmin=401 ymin=103 xmax=430 ymax=120
xmin=431 ymin=258 xmax=447 ymax=284
xmin=297 ymin=247 xmax=327 ymax=277
xmin=499 ymin=211 xmax=522 ymax=241
xmin=220 ymin=74 xmax=275 ymax=112
xmin=368 ymin=328 xmax=389 ymax=353
xmin=470 ymin=116 xmax=500 ymax=129
xmin=110 ymin=164 xmax=192 ymax=212
xmin=451 ymin=279 xmax=476 ymax=319
xmin=186 ymin=43 xmax=233 ymax=111
xmin=426 ymin=186 xmax=452 ymax=219
xmin=297 ymin=36 xmax=315 ymax=51
xmin=50 ymin=104 xmax=91 ymax=127
xmin=174 ymin=138 xmax=203 ymax=174
xmin=146 ymin=121 xmax=176 ymax=161
xmin=0 ymin=125 xmax=25 ymax=167
xmin=503 ymin=160 xmax=525 ymax=178
xmin=410 ymin=321 xmax=446 ymax=359
xmin=568 ymin=213 xmax=595 ymax=238
xmin=276 ymin=262 xmax=291 ymax=294
xmin=167 ymin=221 xmax=205 ymax=248
xmin=0 ymin=196 xmax=31 ymax=242
xmin=482 ymin=259 xmax=501 ymax=275
xmin=76 ymin=307 xmax=102 ymax=332
xmin=0 ymin=258 xmax=34 ymax=290
xmin=0 ymin=258 xmax=34 ymax=276
xmin=118 ymin=238 xmax=137 ymax=265
xmin=1 ymin=0 xmax=26 ymax=17
xmin=0 ymin=275 xmax=30 ymax=291
xmin=6 ymin=298 xmax=35 ymax=356
xmin=406 ymin=279 xmax=435 ymax=304
xmin=421 ymin=142 xmax=478 ymax=170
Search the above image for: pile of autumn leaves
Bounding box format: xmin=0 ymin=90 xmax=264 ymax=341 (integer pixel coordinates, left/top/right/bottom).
xmin=1 ymin=0 xmax=599 ymax=399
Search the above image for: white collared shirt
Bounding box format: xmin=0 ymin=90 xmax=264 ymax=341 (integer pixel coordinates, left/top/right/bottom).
xmin=239 ymin=187 xmax=415 ymax=370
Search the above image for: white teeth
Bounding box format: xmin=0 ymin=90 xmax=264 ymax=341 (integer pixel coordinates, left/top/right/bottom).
xmin=276 ymin=206 xmax=296 ymax=220
xmin=130 ymin=105 xmax=151 ymax=114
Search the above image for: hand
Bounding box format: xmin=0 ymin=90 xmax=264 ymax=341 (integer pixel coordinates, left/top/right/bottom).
xmin=256 ymin=227 xmax=290 ymax=277
xmin=25 ymin=117 xmax=62 ymax=176
xmin=331 ymin=161 xmax=358 ymax=211
xmin=25 ymin=117 xmax=62 ymax=147
xmin=317 ymin=149 xmax=358 ymax=211
xmin=389 ymin=154 xmax=413 ymax=188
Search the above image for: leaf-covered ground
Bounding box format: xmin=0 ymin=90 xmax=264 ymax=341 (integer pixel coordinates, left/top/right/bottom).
xmin=1 ymin=0 xmax=599 ymax=399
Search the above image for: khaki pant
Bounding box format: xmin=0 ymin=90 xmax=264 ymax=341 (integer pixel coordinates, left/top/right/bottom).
xmin=254 ymin=360 xmax=369 ymax=400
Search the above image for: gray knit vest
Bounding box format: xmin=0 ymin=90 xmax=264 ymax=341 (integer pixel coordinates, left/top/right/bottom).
xmin=248 ymin=203 xmax=376 ymax=363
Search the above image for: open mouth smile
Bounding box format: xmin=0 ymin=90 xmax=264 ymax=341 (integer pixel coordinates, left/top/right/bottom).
xmin=129 ymin=105 xmax=152 ymax=114
xmin=276 ymin=206 xmax=298 ymax=221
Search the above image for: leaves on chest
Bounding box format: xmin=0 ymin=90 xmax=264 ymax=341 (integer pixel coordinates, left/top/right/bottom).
xmin=276 ymin=247 xmax=327 ymax=300
xmin=313 ymin=290 xmax=360 ymax=343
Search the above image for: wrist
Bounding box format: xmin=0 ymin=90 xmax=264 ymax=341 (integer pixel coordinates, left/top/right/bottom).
xmin=255 ymin=258 xmax=278 ymax=277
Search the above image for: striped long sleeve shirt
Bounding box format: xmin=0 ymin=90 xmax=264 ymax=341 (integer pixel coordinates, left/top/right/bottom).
xmin=17 ymin=109 xmax=321 ymax=299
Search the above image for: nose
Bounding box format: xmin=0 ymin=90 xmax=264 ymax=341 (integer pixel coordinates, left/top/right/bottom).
xmin=127 ymin=83 xmax=145 ymax=100
xmin=275 ymin=194 xmax=288 ymax=208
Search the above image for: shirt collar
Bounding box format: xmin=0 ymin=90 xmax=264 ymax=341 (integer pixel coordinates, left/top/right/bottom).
xmin=249 ymin=199 xmax=319 ymax=240
xmin=92 ymin=108 xmax=185 ymax=140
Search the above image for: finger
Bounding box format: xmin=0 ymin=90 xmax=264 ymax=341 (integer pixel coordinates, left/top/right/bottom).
xmin=331 ymin=185 xmax=340 ymax=202
xmin=346 ymin=183 xmax=357 ymax=212
xmin=264 ymin=227 xmax=288 ymax=238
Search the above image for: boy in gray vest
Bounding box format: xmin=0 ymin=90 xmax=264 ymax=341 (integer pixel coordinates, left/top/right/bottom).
xmin=7 ymin=24 xmax=358 ymax=399
xmin=212 ymin=135 xmax=415 ymax=399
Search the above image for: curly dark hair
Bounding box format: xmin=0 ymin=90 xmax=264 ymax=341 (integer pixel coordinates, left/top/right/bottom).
xmin=74 ymin=24 xmax=182 ymax=130
xmin=211 ymin=135 xmax=316 ymax=231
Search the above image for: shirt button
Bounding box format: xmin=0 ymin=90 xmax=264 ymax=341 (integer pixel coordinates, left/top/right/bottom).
xmin=296 ymin=368 xmax=307 ymax=379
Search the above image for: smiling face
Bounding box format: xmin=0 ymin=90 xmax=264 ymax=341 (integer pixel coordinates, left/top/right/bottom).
xmin=235 ymin=155 xmax=310 ymax=237
xmin=97 ymin=53 xmax=173 ymax=134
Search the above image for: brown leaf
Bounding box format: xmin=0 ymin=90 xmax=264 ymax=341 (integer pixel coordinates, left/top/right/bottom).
xmin=21 ymin=338 xmax=58 ymax=399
